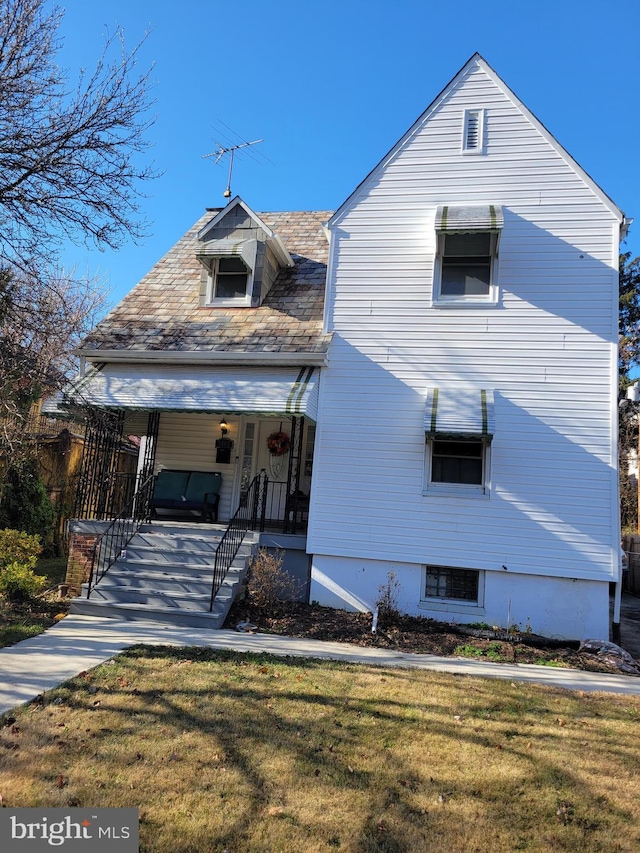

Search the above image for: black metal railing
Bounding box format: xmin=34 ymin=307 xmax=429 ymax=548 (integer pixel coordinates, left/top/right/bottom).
xmin=87 ymin=473 xmax=155 ymax=597
xmin=209 ymin=470 xmax=268 ymax=611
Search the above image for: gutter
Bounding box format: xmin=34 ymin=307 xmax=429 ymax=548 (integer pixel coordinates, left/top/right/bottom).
xmin=77 ymin=350 xmax=329 ymax=367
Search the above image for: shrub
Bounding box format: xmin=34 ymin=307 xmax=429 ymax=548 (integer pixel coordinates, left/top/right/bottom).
xmin=376 ymin=571 xmax=401 ymax=628
xmin=0 ymin=528 xmax=42 ymax=569
xmin=0 ymin=458 xmax=54 ymax=543
xmin=0 ymin=529 xmax=45 ymax=602
xmin=246 ymin=548 xmax=297 ymax=614
xmin=0 ymin=560 xmax=46 ymax=602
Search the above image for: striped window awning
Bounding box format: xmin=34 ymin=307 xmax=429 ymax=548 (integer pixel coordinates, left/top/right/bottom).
xmin=435 ymin=205 xmax=503 ymax=233
xmin=425 ymin=388 xmax=495 ymax=441
xmin=195 ymin=238 xmax=258 ymax=270
xmin=47 ymin=364 xmax=320 ymax=421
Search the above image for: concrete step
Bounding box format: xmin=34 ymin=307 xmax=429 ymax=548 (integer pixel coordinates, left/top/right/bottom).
xmin=129 ymin=533 xmax=223 ymax=553
xmin=69 ymin=598 xmax=232 ymax=629
xmin=120 ymin=542 xmax=253 ymax=568
xmin=78 ymin=526 xmax=257 ymax=629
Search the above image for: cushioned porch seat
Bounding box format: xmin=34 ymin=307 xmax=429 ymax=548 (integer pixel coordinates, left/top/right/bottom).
xmin=151 ymin=470 xmax=222 ymax=522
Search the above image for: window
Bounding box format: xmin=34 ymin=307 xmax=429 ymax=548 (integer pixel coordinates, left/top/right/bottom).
xmin=439 ymin=232 xmax=495 ymax=299
xmin=431 ymin=437 xmax=484 ymax=485
xmin=433 ymin=205 xmax=502 ymax=305
xmin=424 ymin=566 xmax=481 ymax=604
xmin=208 ymin=256 xmax=251 ymax=303
xmin=423 ymin=388 xmax=494 ymax=496
xmin=426 ymin=435 xmax=490 ymax=495
xmin=462 ymin=109 xmax=484 ymax=153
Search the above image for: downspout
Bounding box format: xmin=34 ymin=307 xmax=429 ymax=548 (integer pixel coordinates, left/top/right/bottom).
xmin=612 ymin=550 xmax=622 ymax=644
xmin=614 ymin=382 xmax=639 ymax=642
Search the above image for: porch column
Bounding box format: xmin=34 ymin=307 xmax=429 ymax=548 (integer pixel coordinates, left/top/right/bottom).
xmin=284 ymin=416 xmax=304 ymax=533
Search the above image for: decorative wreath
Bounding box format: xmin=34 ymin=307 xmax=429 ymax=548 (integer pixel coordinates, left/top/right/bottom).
xmin=267 ymin=430 xmax=290 ymax=457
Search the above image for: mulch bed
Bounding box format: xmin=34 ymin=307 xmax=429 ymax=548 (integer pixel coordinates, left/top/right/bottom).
xmin=224 ymin=601 xmax=634 ymax=676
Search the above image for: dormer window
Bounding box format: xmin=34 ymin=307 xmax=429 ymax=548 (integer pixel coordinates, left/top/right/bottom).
xmin=196 ymin=197 xmax=294 ymax=309
xmin=209 ymin=256 xmax=251 ymax=302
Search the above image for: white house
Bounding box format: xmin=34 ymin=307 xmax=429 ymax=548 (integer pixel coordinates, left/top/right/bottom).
xmin=307 ymin=54 xmax=627 ymax=639
xmin=56 ymin=54 xmax=628 ymax=639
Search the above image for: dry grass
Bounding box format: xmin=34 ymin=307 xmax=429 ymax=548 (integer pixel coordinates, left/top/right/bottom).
xmin=2 ymin=647 xmax=640 ymax=853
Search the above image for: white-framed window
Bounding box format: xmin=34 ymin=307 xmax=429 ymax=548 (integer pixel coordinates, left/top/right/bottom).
xmin=424 ymin=435 xmax=491 ymax=496
xmin=462 ymin=108 xmax=484 ymax=154
xmin=423 ymin=565 xmax=483 ymax=607
xmin=434 ymin=231 xmax=498 ymax=305
xmin=206 ymin=256 xmax=253 ymax=306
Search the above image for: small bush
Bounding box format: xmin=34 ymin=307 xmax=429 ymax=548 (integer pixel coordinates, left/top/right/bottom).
xmin=0 ymin=560 xmax=47 ymax=602
xmin=0 ymin=529 xmax=45 ymax=602
xmin=0 ymin=528 xmax=42 ymax=569
xmin=376 ymin=571 xmax=401 ymax=628
xmin=246 ymin=548 xmax=297 ymax=614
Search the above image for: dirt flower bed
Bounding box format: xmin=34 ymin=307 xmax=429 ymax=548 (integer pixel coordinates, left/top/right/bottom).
xmin=0 ymin=593 xmax=68 ymax=648
xmin=225 ymin=601 xmax=632 ymax=675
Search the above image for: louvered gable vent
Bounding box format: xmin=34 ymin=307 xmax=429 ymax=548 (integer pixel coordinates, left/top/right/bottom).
xmin=463 ymin=109 xmax=483 ymax=153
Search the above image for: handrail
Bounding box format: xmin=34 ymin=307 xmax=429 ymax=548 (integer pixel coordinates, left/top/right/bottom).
xmin=209 ymin=470 xmax=268 ymax=611
xmin=87 ymin=472 xmax=156 ymax=597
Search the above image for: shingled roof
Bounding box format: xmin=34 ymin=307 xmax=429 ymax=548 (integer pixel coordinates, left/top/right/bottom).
xmin=80 ymin=209 xmax=333 ymax=358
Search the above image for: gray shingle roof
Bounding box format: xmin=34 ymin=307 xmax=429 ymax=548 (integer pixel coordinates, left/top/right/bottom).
xmin=80 ymin=209 xmax=333 ymax=357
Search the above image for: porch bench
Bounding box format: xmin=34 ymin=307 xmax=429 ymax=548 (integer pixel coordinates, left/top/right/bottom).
xmin=151 ymin=470 xmax=222 ymax=522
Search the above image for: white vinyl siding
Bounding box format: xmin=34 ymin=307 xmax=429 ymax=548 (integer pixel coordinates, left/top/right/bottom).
xmin=309 ymin=62 xmax=619 ymax=584
xmin=154 ymin=412 xmax=238 ymax=522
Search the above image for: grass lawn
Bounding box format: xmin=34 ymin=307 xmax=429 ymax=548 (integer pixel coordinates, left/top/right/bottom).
xmin=1 ymin=647 xmax=640 ymax=852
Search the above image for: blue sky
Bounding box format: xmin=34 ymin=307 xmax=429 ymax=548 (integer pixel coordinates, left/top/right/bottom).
xmin=56 ymin=0 xmax=639 ymax=308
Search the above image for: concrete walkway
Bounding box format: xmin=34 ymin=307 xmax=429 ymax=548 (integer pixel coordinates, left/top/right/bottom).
xmin=2 ymin=614 xmax=640 ymax=716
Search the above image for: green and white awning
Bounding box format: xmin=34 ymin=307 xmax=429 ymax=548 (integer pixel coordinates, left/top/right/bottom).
xmin=435 ymin=205 xmax=503 ymax=233
xmin=425 ymin=388 xmax=495 ymax=440
xmin=47 ymin=364 xmax=319 ymax=421
xmin=195 ymin=237 xmax=258 ymax=269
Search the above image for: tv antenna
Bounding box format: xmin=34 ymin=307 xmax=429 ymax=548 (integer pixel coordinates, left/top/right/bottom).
xmin=202 ymin=138 xmax=264 ymax=199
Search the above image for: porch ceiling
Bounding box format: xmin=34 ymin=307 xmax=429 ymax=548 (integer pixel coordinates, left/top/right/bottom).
xmin=52 ymin=364 xmax=319 ymax=421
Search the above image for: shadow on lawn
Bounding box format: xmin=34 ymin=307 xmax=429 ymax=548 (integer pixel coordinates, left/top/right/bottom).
xmin=6 ymin=645 xmax=639 ymax=852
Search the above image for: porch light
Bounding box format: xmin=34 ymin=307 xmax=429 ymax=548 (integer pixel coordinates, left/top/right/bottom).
xmin=219 ymin=417 xmax=229 ymax=436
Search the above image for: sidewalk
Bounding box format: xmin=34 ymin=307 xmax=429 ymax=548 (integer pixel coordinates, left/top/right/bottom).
xmin=2 ymin=614 xmax=640 ymax=716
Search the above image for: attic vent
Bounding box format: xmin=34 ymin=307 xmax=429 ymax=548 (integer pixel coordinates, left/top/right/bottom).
xmin=463 ymin=109 xmax=484 ymax=153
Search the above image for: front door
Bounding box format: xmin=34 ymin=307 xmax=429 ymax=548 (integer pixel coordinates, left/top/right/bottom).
xmin=256 ymin=419 xmax=290 ymax=521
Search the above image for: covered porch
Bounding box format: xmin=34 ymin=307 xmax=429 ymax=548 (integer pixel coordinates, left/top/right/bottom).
xmin=65 ymin=363 xmax=319 ymax=535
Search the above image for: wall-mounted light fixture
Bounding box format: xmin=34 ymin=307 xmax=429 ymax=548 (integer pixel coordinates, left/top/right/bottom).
xmin=216 ymin=416 xmax=233 ymax=464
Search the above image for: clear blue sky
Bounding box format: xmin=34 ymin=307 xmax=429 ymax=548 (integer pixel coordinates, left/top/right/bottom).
xmin=55 ymin=0 xmax=639 ymax=308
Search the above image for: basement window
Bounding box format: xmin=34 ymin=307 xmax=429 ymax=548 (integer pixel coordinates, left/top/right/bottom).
xmin=424 ymin=565 xmax=482 ymax=604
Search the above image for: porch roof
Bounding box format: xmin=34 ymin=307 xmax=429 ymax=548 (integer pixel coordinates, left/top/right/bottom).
xmin=52 ymin=364 xmax=320 ymax=421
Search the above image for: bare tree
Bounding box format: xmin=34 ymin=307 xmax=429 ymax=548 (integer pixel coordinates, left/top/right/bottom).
xmin=0 ymin=0 xmax=157 ymax=264
xmin=0 ymin=265 xmax=109 ymax=453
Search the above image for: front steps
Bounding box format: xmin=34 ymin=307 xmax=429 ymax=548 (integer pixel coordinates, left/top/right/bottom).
xmin=70 ymin=522 xmax=258 ymax=629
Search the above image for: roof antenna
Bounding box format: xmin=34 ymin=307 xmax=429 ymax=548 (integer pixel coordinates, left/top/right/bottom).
xmin=202 ymin=138 xmax=264 ymax=199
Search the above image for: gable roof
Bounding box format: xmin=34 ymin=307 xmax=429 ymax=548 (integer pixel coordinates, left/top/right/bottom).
xmin=329 ymin=53 xmax=626 ymax=231
xmin=80 ymin=209 xmax=333 ymax=363
xmin=198 ymin=196 xmax=294 ymax=268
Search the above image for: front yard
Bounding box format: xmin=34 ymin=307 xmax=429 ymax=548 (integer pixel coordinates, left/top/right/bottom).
xmin=1 ymin=646 xmax=640 ymax=852
xmin=0 ymin=557 xmax=68 ymax=648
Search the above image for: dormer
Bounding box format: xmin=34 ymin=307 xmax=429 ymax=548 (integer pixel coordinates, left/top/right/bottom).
xmin=196 ymin=197 xmax=293 ymax=307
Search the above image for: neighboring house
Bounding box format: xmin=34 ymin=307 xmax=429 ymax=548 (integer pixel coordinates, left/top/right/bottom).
xmin=54 ymin=54 xmax=629 ymax=639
